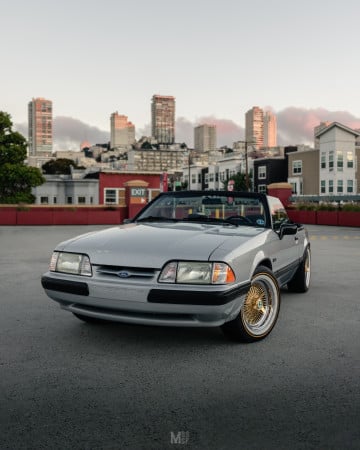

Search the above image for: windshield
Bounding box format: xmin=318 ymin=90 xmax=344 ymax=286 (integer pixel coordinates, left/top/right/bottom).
xmin=134 ymin=192 xmax=268 ymax=227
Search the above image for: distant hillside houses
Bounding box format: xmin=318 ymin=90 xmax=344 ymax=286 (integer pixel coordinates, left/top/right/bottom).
xmin=29 ymin=122 xmax=360 ymax=203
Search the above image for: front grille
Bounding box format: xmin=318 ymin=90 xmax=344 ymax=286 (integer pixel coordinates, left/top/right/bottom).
xmin=95 ymin=265 xmax=157 ymax=280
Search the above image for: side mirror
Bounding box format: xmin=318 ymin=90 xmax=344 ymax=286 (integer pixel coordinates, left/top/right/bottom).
xmin=279 ymin=223 xmax=298 ymax=239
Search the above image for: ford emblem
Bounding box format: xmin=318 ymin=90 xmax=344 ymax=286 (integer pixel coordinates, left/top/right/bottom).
xmin=117 ymin=271 xmax=130 ymax=278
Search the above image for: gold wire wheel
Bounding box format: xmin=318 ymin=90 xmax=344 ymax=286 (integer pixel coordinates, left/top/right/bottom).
xmin=242 ymin=282 xmax=269 ymax=326
xmin=304 ymin=250 xmax=311 ymax=286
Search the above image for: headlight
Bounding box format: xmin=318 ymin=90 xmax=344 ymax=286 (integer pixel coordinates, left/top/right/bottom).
xmin=159 ymin=261 xmax=235 ymax=285
xmin=49 ymin=252 xmax=92 ymax=277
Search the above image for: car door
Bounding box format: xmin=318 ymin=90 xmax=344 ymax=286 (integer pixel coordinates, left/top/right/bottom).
xmin=266 ymin=197 xmax=302 ymax=285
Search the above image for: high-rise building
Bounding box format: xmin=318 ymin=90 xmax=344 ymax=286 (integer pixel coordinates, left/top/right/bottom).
xmin=263 ymin=111 xmax=277 ymax=147
xmin=245 ymin=106 xmax=264 ymax=150
xmin=28 ymin=98 xmax=52 ymax=156
xmin=110 ymin=112 xmax=135 ymax=149
xmin=194 ymin=124 xmax=217 ymax=152
xmin=151 ymin=95 xmax=175 ymax=144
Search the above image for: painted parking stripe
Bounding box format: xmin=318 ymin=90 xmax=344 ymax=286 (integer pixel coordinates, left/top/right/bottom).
xmin=310 ymin=235 xmax=360 ymax=240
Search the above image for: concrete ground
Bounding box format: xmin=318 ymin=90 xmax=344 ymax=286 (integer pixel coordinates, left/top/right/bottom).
xmin=0 ymin=224 xmax=359 ymax=450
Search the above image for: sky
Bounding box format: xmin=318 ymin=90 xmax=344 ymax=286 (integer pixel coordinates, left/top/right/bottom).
xmin=2 ymin=0 xmax=360 ymax=150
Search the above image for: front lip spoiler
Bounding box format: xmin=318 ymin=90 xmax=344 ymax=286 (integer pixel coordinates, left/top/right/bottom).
xmin=41 ymin=276 xmax=89 ymax=296
xmin=147 ymin=283 xmax=250 ymax=306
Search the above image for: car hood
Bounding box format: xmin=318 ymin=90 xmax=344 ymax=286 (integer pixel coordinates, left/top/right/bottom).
xmin=56 ymin=222 xmax=264 ymax=268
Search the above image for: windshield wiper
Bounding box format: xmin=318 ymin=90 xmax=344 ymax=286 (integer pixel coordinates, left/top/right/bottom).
xmin=136 ymin=216 xmax=179 ymax=223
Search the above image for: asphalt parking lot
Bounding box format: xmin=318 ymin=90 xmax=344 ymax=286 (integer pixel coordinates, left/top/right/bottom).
xmin=0 ymin=224 xmax=359 ymax=450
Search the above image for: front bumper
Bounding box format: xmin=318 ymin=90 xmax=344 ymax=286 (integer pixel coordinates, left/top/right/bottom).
xmin=41 ymin=273 xmax=249 ymax=327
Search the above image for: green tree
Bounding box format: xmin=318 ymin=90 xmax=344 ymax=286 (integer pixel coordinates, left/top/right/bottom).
xmin=0 ymin=111 xmax=45 ymax=203
xmin=42 ymin=158 xmax=79 ymax=175
xmin=223 ymin=172 xmax=252 ymax=191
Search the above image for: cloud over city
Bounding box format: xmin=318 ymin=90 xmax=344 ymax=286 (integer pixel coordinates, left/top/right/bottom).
xmin=277 ymin=108 xmax=360 ymax=145
xmin=15 ymin=107 xmax=360 ymax=151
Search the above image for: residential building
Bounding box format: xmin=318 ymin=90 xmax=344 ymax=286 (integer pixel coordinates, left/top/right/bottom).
xmin=245 ymin=106 xmax=264 ymax=149
xmin=288 ymin=149 xmax=319 ymax=195
xmin=314 ymin=121 xmax=331 ymax=150
xmin=263 ymin=111 xmax=277 ymax=147
xmin=316 ymin=122 xmax=359 ymax=196
xmin=194 ymin=124 xmax=216 ymax=152
xmin=151 ymin=95 xmax=175 ymax=144
xmin=253 ymin=147 xmax=297 ymax=193
xmin=127 ymin=148 xmax=186 ymax=172
xmin=254 ymin=158 xmax=288 ymax=194
xmin=183 ymin=153 xmax=245 ymax=191
xmin=110 ymin=112 xmax=135 ymax=149
xmin=28 ymin=97 xmax=53 ymax=156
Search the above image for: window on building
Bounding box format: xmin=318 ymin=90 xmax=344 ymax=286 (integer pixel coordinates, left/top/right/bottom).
xmin=90 ymin=197 xmax=93 ymax=204
xmin=205 ymin=174 xmax=209 ymax=183
xmin=104 ymin=189 xmax=117 ymax=204
xmin=192 ymin=174 xmax=196 ymax=184
xmin=78 ymin=196 xmax=86 ymax=204
xmin=320 ymin=180 xmax=326 ymax=194
xmin=258 ymin=166 xmax=266 ymax=179
xmin=67 ymin=196 xmax=73 ymax=204
xmin=198 ymin=174 xmax=201 ymax=183
xmin=328 ymin=180 xmax=334 ymax=193
xmin=329 ymin=151 xmax=334 ymax=171
xmin=337 ymin=151 xmax=343 ymax=171
xmin=321 ymin=152 xmax=326 ymax=169
xmin=215 ymin=173 xmax=219 ymax=182
xmin=347 ymin=180 xmax=354 ymax=193
xmin=258 ymin=184 xmax=267 ymax=193
xmin=347 ymin=152 xmax=354 ymax=168
xmin=53 ymin=197 xmax=57 ymax=204
xmin=40 ymin=196 xmax=49 ymax=204
xmin=290 ymin=182 xmax=297 ymax=194
xmin=337 ymin=179 xmax=343 ymax=193
xmin=292 ymin=160 xmax=302 ymax=174
xmin=209 ymin=173 xmax=214 ymax=182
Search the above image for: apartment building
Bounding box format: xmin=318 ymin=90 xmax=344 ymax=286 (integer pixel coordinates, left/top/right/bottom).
xmin=245 ymin=106 xmax=263 ymax=149
xmin=28 ymin=97 xmax=52 ymax=156
xmin=127 ymin=148 xmax=185 ymax=172
xmin=316 ymin=122 xmax=359 ymax=196
xmin=110 ymin=112 xmax=135 ymax=149
xmin=194 ymin=124 xmax=217 ymax=152
xmin=151 ymin=95 xmax=175 ymax=144
xmin=287 ymin=148 xmax=319 ymax=195
xmin=263 ymin=111 xmax=277 ymax=147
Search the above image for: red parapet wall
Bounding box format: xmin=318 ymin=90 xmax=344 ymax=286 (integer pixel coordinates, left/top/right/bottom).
xmin=287 ymin=209 xmax=360 ymax=227
xmin=0 ymin=206 xmax=128 ymax=226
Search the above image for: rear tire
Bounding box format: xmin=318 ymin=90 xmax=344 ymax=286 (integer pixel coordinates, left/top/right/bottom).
xmin=221 ymin=266 xmax=281 ymax=343
xmin=287 ymin=246 xmax=311 ymax=293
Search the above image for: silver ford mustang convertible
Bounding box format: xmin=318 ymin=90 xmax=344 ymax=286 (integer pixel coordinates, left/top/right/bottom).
xmin=42 ymin=191 xmax=311 ymax=342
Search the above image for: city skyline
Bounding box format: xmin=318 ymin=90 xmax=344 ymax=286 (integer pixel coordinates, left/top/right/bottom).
xmin=12 ymin=99 xmax=360 ymax=153
xmin=2 ymin=0 xmax=360 ymax=149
